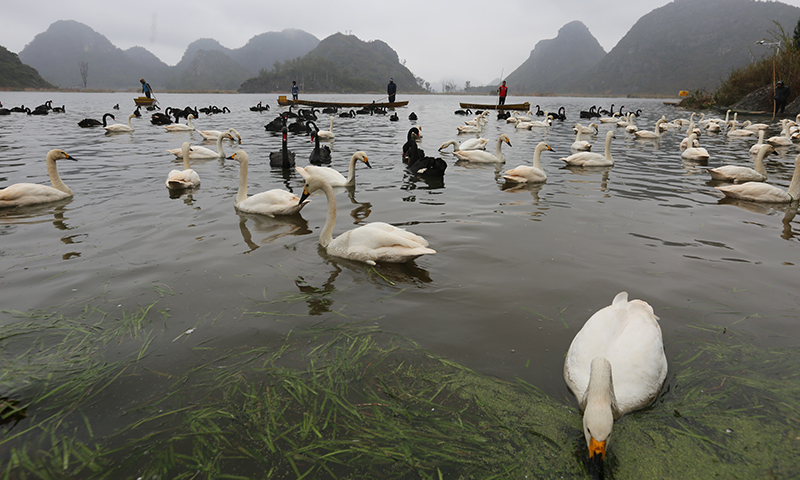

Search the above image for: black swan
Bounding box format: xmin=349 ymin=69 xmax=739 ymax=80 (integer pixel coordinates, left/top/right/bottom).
xmin=269 ymin=126 xmax=296 ymax=168
xmin=78 ymin=113 xmax=115 ymax=128
xmin=404 ymin=131 xmax=446 ymax=177
xmin=309 ymin=128 xmax=332 ymax=165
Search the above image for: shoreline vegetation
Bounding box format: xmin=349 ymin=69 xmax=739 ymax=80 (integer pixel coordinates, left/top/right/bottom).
xmin=680 ymin=23 xmax=800 ymax=112
xmin=1 ymin=294 xmax=798 ymax=479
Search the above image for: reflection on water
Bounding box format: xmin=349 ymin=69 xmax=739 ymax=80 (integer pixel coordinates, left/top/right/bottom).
xmin=237 ymin=213 xmax=311 ymax=253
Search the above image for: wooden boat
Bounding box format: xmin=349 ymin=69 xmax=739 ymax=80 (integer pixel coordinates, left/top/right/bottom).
xmin=134 ymin=96 xmax=157 ymax=107
xmin=277 ymin=96 xmax=409 ymax=108
xmin=459 ymin=102 xmax=530 ymax=111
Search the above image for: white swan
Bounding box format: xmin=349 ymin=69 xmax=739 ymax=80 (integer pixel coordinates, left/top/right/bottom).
xmin=749 ymin=129 xmax=767 ymax=155
xmin=163 ymin=114 xmax=196 ymax=132
xmin=563 ymin=291 xmax=668 ymax=464
xmin=199 ymin=127 xmax=241 ymax=142
xmin=502 ymin=142 xmax=553 ymax=183
xmin=715 ymin=152 xmax=800 ymax=203
xmin=679 ymin=121 xmax=700 ymax=150
xmin=166 ymin=142 xmax=200 ymax=190
xmin=766 ymin=120 xmax=792 ymax=146
xmin=439 ymin=138 xmax=489 ymax=151
xmin=453 ymin=134 xmax=511 ymax=163
xmin=316 ymin=116 xmax=335 ymax=141
xmin=574 ymin=123 xmax=599 ymax=135
xmin=680 ymin=133 xmax=710 ymax=162
xmin=561 ymin=131 xmax=615 ymax=166
xmin=632 ymin=119 xmax=664 ymax=139
xmin=0 ymin=149 xmax=76 ymax=208
xmin=571 ymin=124 xmax=592 ymax=151
xmin=104 ymin=113 xmax=136 ymax=132
xmin=166 ymin=132 xmax=234 ymax=159
xmin=299 ymin=174 xmax=435 ymax=265
xmin=295 ymin=151 xmax=371 ymax=187
xmin=707 ymin=144 xmax=773 ymax=183
xmin=230 ymin=150 xmax=309 ymax=216
xmin=726 ymin=121 xmax=756 ymax=137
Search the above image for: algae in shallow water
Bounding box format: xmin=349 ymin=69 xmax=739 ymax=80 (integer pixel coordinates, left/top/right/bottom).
xmin=1 ymin=306 xmax=799 ymax=479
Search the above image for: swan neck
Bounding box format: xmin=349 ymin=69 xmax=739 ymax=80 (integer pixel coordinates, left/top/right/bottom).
xmin=754 ymin=147 xmax=769 ymax=176
xmin=320 ymin=181 xmax=337 ymax=247
xmin=345 ymin=155 xmax=358 ymax=186
xmin=604 ymin=134 xmax=613 ymax=160
xmin=532 ymin=146 xmax=543 ymax=169
xmin=235 ymin=157 xmax=248 ymax=205
xmin=788 ymin=157 xmax=800 ymax=200
xmin=216 ymin=135 xmax=226 ymax=158
xmin=46 ymin=154 xmax=71 ymax=195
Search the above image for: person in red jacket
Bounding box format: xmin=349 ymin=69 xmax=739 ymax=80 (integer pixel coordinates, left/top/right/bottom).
xmin=498 ymin=81 xmax=508 ymax=106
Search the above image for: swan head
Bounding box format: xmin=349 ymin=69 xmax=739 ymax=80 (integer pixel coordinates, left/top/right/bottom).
xmin=228 ymin=128 xmax=242 ymax=143
xmin=582 ymin=357 xmax=616 ymax=462
xmin=535 ymin=142 xmax=554 ymax=154
xmin=499 ymin=134 xmax=512 ymax=147
xmin=352 ymin=151 xmax=371 ymax=169
xmin=300 ymin=174 xmax=330 ymax=202
xmin=47 ymin=149 xmax=77 ymax=163
xmin=231 ymin=150 xmax=248 ymax=164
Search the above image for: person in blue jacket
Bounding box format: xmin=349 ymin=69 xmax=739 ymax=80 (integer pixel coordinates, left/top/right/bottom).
xmin=140 ymin=79 xmax=153 ymax=99
xmin=292 ymin=81 xmax=299 ymax=100
xmin=387 ymin=78 xmax=397 ymax=103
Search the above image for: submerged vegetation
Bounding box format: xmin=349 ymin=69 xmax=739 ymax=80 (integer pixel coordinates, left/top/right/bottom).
xmin=1 ymin=299 xmax=798 ymax=479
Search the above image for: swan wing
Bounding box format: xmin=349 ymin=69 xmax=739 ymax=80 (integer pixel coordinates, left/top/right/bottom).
xmin=715 ymin=182 xmax=791 ymax=202
xmin=561 ymin=152 xmax=607 ymax=166
xmin=707 ymin=165 xmax=765 ymax=183
xmin=459 ymin=138 xmax=488 ymax=150
xmin=166 ymin=169 xmax=200 ymax=189
xmin=298 ymin=166 xmax=347 ymax=186
xmin=453 ymin=150 xmax=499 ymax=163
xmin=0 ymin=183 xmax=71 ymax=207
xmin=328 ymin=223 xmax=435 ymax=264
xmin=502 ymin=165 xmax=546 ymax=183
xmin=236 ymin=189 xmax=308 ymax=216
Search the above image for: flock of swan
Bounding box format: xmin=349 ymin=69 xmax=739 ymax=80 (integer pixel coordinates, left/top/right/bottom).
xmin=2 ymin=99 xmax=799 ymax=473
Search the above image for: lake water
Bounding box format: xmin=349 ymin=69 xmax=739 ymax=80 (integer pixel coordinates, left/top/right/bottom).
xmin=1 ymin=91 xmax=798 ymax=468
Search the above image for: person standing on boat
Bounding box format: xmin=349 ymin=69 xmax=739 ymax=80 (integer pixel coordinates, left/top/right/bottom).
xmin=387 ymin=78 xmax=397 ymax=104
xmin=292 ymin=81 xmax=299 ymax=101
xmin=498 ymin=81 xmax=508 ymax=106
xmin=774 ymin=80 xmax=790 ymax=114
xmin=140 ymin=79 xmax=153 ymax=99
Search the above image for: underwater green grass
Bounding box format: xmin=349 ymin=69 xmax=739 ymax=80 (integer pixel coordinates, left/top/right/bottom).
xmin=1 ymin=303 xmax=798 ymax=479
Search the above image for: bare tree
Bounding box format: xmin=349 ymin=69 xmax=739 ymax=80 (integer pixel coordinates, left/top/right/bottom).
xmin=79 ymin=62 xmax=89 ymax=89
xmin=465 ymin=80 xmax=471 ymax=92
xmin=442 ymin=80 xmax=457 ymax=93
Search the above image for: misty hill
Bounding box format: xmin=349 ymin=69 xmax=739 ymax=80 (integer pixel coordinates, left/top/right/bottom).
xmin=0 ymin=45 xmax=54 ymax=90
xmin=575 ymin=0 xmax=800 ymax=96
xmin=504 ymin=21 xmax=606 ymax=95
xmin=240 ymin=33 xmax=425 ymax=94
xmin=17 ymin=21 xmax=319 ymax=91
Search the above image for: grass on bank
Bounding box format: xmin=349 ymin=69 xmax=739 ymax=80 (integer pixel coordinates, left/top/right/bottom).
xmin=0 ymin=304 xmax=799 ymax=479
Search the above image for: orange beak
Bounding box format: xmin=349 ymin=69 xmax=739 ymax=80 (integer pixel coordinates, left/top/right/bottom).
xmin=588 ymin=437 xmax=607 ymax=460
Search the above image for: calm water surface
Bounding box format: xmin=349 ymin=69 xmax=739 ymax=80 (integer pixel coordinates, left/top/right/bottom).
xmin=1 ymin=91 xmax=798 ymax=400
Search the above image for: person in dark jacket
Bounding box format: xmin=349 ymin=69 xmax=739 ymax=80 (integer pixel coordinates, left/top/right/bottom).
xmin=387 ymin=79 xmax=397 ymax=103
xmin=291 ymin=81 xmax=299 ymax=100
xmin=774 ymin=80 xmax=790 ymax=114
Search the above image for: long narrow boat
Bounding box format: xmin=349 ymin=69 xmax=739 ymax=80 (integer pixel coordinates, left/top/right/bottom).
xmin=277 ymin=97 xmax=409 ymax=108
xmin=459 ymin=102 xmax=530 ymax=111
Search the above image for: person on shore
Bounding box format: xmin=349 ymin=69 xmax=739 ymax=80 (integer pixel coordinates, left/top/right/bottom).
xmin=387 ymin=78 xmax=397 ymax=103
xmin=774 ymin=80 xmax=790 ymax=114
xmin=140 ymin=79 xmax=153 ymax=99
xmin=292 ymin=81 xmax=299 ymax=101
xmin=498 ymin=81 xmax=508 ymax=106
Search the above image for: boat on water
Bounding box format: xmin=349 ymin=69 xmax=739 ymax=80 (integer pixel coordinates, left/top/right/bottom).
xmin=459 ymin=102 xmax=530 ymax=111
xmin=277 ymin=96 xmax=408 ymax=108
xmin=134 ymin=96 xmax=157 ymax=107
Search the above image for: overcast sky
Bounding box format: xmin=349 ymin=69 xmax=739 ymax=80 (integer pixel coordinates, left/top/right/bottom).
xmin=4 ymin=0 xmax=800 ymax=90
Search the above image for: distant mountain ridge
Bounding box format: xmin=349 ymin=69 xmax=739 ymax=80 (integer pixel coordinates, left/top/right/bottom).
xmin=240 ymin=33 xmax=425 ymax=94
xmin=0 ymin=45 xmax=54 ymax=90
xmin=18 ymin=20 xmax=319 ymax=91
xmin=573 ymin=0 xmax=800 ymax=96
xmin=504 ymin=21 xmax=606 ymax=95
